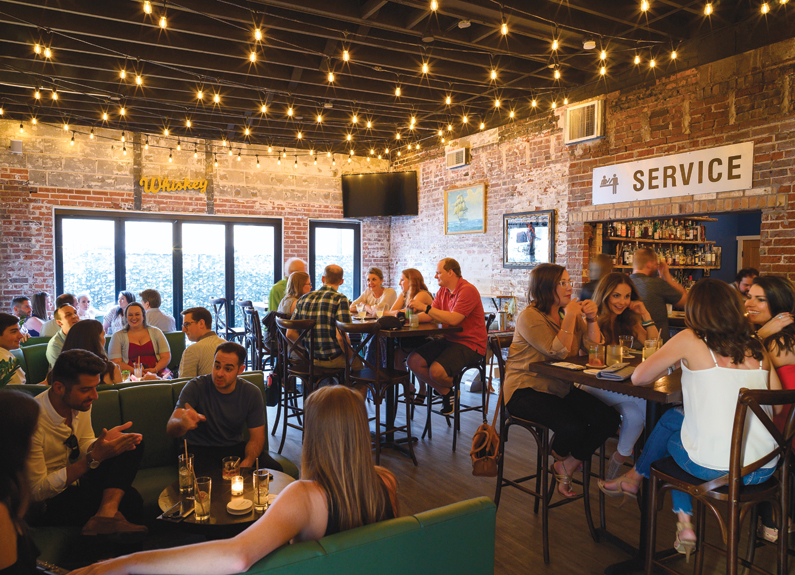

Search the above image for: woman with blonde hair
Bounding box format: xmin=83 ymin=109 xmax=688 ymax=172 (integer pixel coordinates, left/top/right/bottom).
xmin=71 ymin=385 xmax=398 ymax=575
xmin=277 ymin=271 xmax=311 ymax=316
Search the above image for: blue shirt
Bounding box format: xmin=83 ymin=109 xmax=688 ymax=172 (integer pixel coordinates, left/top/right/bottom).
xmin=176 ymin=375 xmax=265 ymax=447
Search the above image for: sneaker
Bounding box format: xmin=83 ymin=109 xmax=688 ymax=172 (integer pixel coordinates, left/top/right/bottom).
xmin=441 ymin=389 xmax=456 ymax=415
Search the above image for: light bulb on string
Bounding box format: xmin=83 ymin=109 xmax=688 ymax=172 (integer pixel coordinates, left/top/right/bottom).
xmin=490 ymin=69 xmax=497 ymax=80
xmin=237 ymin=152 xmax=241 ymax=162
xmin=31 ymin=118 xmax=36 ymax=125
xmin=366 ymin=121 xmax=372 ymax=128
xmin=297 ymin=131 xmax=302 ymax=140
xmin=346 ymin=134 xmax=352 ymax=141
xmin=256 ymin=155 xmax=260 ymax=167
xmin=421 ymin=62 xmax=429 ymax=74
xmin=438 ymin=130 xmax=443 ymax=136
xmin=552 ymin=101 xmax=557 ymax=109
xmin=462 ymin=115 xmax=468 ymax=124
xmin=441 ymin=137 xmax=445 ymax=143
xmin=650 ymin=58 xmax=656 ymax=68
xmin=287 ymin=107 xmax=293 ymax=117
xmin=348 ymin=157 xmax=351 ymax=163
xmin=164 ymin=128 xmax=169 ymax=136
xmin=120 ymin=69 xmax=127 ymax=80
xmin=480 ymin=122 xmax=485 ymax=130
xmin=282 ymin=149 xmax=287 ymax=158
xmin=600 ymin=66 xmax=606 ymax=76
xmin=554 ymin=67 xmax=561 ymax=80
xmin=277 ymin=158 xmax=281 ymax=165
xmin=327 ymin=151 xmax=331 ymax=157
xmin=213 ymin=94 xmax=220 ymax=104
xmin=385 ymin=148 xmax=389 ymax=154
xmin=222 ymin=138 xmax=227 ymax=147
xmin=177 ymin=139 xmax=181 ymax=150
xmin=431 ymin=0 xmax=438 ymax=9
xmin=447 ymin=123 xmax=452 ymax=131
xmin=169 ymin=150 xmax=173 ymax=163
xmin=762 ymin=2 xmax=769 ymax=13
xmin=532 ymin=99 xmax=537 ymax=107
xmin=228 ymin=148 xmax=233 ymax=156
xmin=509 ymin=110 xmax=515 ymax=118
xmin=641 ymin=0 xmax=649 ymax=10
xmin=144 ymin=1 xmax=152 ymax=14
xmin=378 ymin=155 xmax=381 ymax=159
xmin=34 ymin=88 xmax=40 ymax=100
xmin=704 ymin=3 xmax=713 ymax=15
xmin=494 ymin=98 xmax=500 ymax=108
xmin=501 ymin=21 xmax=508 ymax=35
xmin=551 ymin=38 xmax=559 ymax=51
xmin=52 ymin=90 xmax=58 ymax=101
xmin=332 ymin=155 xmax=336 ymax=165
xmin=564 ymin=96 xmax=569 ymax=105
xmin=136 ymin=75 xmax=142 ymax=85
xmin=343 ymin=49 xmax=349 ymax=62
xmin=352 ymin=114 xmax=358 ymax=124
xmin=317 ymin=114 xmax=322 ymax=123
xmin=671 ymin=50 xmax=677 ymax=60
xmin=186 ymin=119 xmax=192 ymax=128
xmin=367 ymin=156 xmax=370 ymax=162
xmin=120 ymin=107 xmax=126 ymax=116
xmin=61 ymin=122 xmax=68 ymax=131
xmin=194 ymin=147 xmax=198 ymax=159
xmin=121 ymin=131 xmax=126 ymax=142
xmin=70 ymin=133 xmax=75 ymax=145
xmin=197 ymin=90 xmax=203 ymax=100
xmin=19 ymin=123 xmax=23 ymax=133
xmin=314 ymin=156 xmax=317 ymax=165
xmin=269 ymin=145 xmax=273 ymax=152
xmin=600 ymin=49 xmax=607 ymax=60
xmin=445 ymin=95 xmax=451 ymax=105
xmin=396 ymin=132 xmax=401 ymax=140
xmin=249 ymin=51 xmax=257 ymax=63
xmin=144 ymin=138 xmax=149 ymax=150
xmin=397 ymin=151 xmax=401 ymax=156
xmin=395 ymin=86 xmax=401 ymax=97
xmin=90 ymin=128 xmax=94 ymax=139
xmin=44 ymin=47 xmax=52 ymax=59
xmin=159 ymin=15 xmax=167 ymax=28
xmin=254 ymin=28 xmax=263 ymax=41
xmin=214 ymin=155 xmax=218 ymax=167
xmin=123 ymin=145 xmax=127 ymax=156
xmin=244 ymin=127 xmax=250 ymax=136
xmin=328 ymin=71 xmax=334 ymax=82
xmin=634 ymin=54 xmax=641 ymax=65
xmin=34 ymin=44 xmax=41 ymax=54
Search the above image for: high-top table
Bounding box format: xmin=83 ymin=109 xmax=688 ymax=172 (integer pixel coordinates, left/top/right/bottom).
xmin=526 ymin=354 xmax=682 ymax=575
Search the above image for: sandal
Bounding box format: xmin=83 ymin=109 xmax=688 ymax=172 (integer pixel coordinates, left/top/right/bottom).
xmin=597 ymin=475 xmax=640 ymax=507
xmin=552 ymin=459 xmax=577 ymax=498
xmin=674 ymin=522 xmax=696 ymax=563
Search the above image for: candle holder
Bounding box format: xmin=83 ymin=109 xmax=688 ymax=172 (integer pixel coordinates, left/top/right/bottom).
xmin=231 ymin=475 xmax=244 ymax=497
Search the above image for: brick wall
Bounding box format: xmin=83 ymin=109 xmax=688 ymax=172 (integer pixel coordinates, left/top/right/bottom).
xmin=0 ymin=122 xmax=389 ymax=304
xmin=391 ymin=36 xmax=795 ymax=303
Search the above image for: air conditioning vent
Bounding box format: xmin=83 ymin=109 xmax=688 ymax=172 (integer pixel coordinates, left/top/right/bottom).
xmin=446 ymin=147 xmax=471 ymax=169
xmin=564 ymin=100 xmax=605 ymax=144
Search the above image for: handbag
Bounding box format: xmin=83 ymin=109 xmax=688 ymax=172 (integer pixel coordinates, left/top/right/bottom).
xmin=470 ymin=387 xmax=503 ymax=477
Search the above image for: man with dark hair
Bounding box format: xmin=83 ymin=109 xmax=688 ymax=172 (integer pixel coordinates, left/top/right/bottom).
xmin=630 ymin=248 xmax=687 ymax=342
xmin=45 ymin=304 xmax=80 ymax=367
xmin=27 ymin=350 xmax=146 ymax=535
xmin=407 ymin=258 xmax=487 ymax=414
xmin=179 ymin=306 xmax=225 ymax=378
xmin=11 ymin=296 xmax=31 ymax=319
xmin=41 ymin=293 xmax=77 ymax=338
xmin=0 ymin=313 xmax=26 ymax=385
xmin=290 ymin=264 xmax=362 ymax=372
xmin=139 ymin=289 xmax=176 ymax=332
xmin=732 ymin=267 xmax=759 ymax=297
xmin=166 ymin=342 xmax=281 ymax=473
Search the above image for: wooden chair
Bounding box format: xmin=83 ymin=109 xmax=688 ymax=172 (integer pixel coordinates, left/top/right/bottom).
xmin=209 ymin=297 xmax=245 ymax=343
xmin=337 ymin=321 xmax=418 ymax=466
xmin=237 ymin=300 xmax=255 ymax=369
xmin=490 ymin=333 xmax=600 ymax=564
xmin=646 ymin=388 xmax=795 ymax=575
xmin=272 ymin=317 xmax=344 ymax=454
xmin=241 ymin=306 xmax=271 ymax=371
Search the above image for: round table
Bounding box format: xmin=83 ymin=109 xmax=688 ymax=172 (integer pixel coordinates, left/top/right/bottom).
xmin=158 ymin=467 xmax=294 ymax=532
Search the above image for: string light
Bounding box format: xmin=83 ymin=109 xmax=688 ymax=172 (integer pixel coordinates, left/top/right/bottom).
xmin=256 ymin=155 xmax=260 ymax=167
xmin=421 ymin=62 xmax=429 ymax=74
xmin=395 ymin=86 xmax=401 ymax=97
xmin=447 ymin=123 xmax=453 ymax=131
xmin=297 ymin=131 xmax=302 ymax=139
xmin=177 ymin=139 xmax=181 ymax=150
xmin=317 ymin=114 xmax=322 ymax=123
xmin=343 ymin=49 xmax=349 ymax=62
xmin=554 ymin=67 xmax=561 ymax=79
xmin=254 ymin=28 xmax=263 ymax=41
xmin=120 ymin=69 xmax=126 ymax=79
xmin=704 ymin=3 xmax=713 ymax=15
xmin=552 ymin=101 xmax=557 ymax=109
xmin=31 ymin=118 xmax=36 ymax=125
xmin=287 ymin=107 xmax=293 ymax=117
xmin=552 ymin=38 xmax=559 ymax=51
xmin=260 ymin=104 xmax=267 ymax=114
xmin=121 ymin=132 xmax=126 ymax=142
xmin=762 ymin=2 xmax=770 ymax=13
xmin=244 ymin=127 xmax=250 ymax=136
xmin=350 ymin=149 xmax=354 ymax=155
xmin=641 ymin=0 xmax=649 ymax=10
xmin=367 ymin=156 xmax=370 ymax=162
xmin=327 ymin=151 xmax=331 ymax=157
xmin=462 ymin=115 xmax=468 ymax=124
xmin=332 ymin=155 xmax=336 ymax=165
xmin=144 ymin=1 xmax=152 ymax=14
xmin=328 ymin=71 xmax=334 ymax=82
xmin=396 ymin=132 xmax=401 ymax=140
xmin=600 ymin=49 xmax=607 ymax=60
xmin=103 ymin=112 xmax=109 ymax=121
xmin=671 ymin=50 xmax=677 ymax=60
xmin=19 ymin=123 xmax=23 ymax=133
xmin=159 ymin=15 xmax=167 ymax=28
xmin=135 ymin=75 xmax=142 ymax=85
xmin=294 ymin=156 xmax=299 ymax=168
xmin=144 ymin=137 xmax=148 ymax=149
xmin=352 ymin=114 xmax=358 ymax=124
xmin=169 ymin=150 xmax=173 ymax=163
xmin=564 ymin=96 xmax=569 ymax=105
xmin=237 ymin=152 xmax=241 ymax=162
xmin=70 ymin=133 xmax=75 ymax=145
xmin=213 ymin=94 xmax=220 ymax=104
xmin=90 ymin=128 xmax=94 ymax=139
xmin=397 ymin=151 xmax=401 ymax=156
xmin=214 ymin=155 xmax=218 ymax=167
xmin=51 ymin=90 xmax=58 ymax=101
xmin=438 ymin=130 xmax=443 ymax=136
xmin=123 ymin=145 xmax=127 ymax=155
xmin=634 ymin=54 xmax=641 ymax=65
xmin=228 ymin=148 xmax=233 ymax=156
xmin=490 ymin=69 xmax=497 ymax=80
xmin=282 ymin=149 xmax=287 ymax=158
xmin=120 ymin=107 xmax=125 ymax=116
xmin=509 ymin=110 xmax=515 ymax=118
xmin=445 ymin=95 xmax=451 ymax=105
xmin=600 ymin=66 xmax=606 ymax=75
xmin=370 ymin=148 xmax=375 ymax=155
xmin=384 ymin=148 xmax=389 ymax=154
xmin=314 ymin=156 xmax=318 ymax=165
xmin=277 ymin=157 xmax=281 ymax=165
xmin=194 ymin=147 xmax=198 ymax=159
xmin=532 ymin=99 xmax=537 ymax=107
xmin=34 ymin=88 xmax=40 ymax=100
xmin=501 ymin=21 xmax=508 ymax=35
xmin=494 ymin=98 xmax=500 ymax=108
xmin=34 ymin=44 xmax=41 ymax=54
xmin=480 ymin=122 xmax=485 ymax=130
xmin=268 ymin=145 xmax=273 ymax=152
xmin=163 ymin=128 xmax=169 ymax=136
xmin=346 ymin=134 xmax=352 ymax=141
xmin=197 ymin=90 xmax=203 ymax=100
xmin=186 ymin=119 xmax=192 ymax=128
xmin=44 ymin=47 xmax=51 ymax=59
xmin=441 ymin=137 xmax=445 ymax=143
xmin=431 ymin=0 xmax=438 ymax=9
xmin=348 ymin=156 xmax=351 ymax=163
xmin=222 ymin=138 xmax=227 ymax=147
xmin=249 ymin=51 xmax=257 ymax=63
xmin=650 ymin=58 xmax=656 ymax=68
xmin=366 ymin=120 xmax=372 ymax=128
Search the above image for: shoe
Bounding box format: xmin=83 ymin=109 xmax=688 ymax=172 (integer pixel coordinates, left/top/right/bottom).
xmin=552 ymin=459 xmax=577 ymax=498
xmin=597 ymin=475 xmax=640 ymax=507
xmin=410 ymin=393 xmax=427 ymax=405
xmin=758 ymin=520 xmax=795 ymax=543
xmin=674 ymin=522 xmax=696 ymax=563
xmin=82 ymin=514 xmax=148 ymax=536
xmin=440 ymin=389 xmax=456 ymax=415
xmin=606 ymin=452 xmax=625 ymax=481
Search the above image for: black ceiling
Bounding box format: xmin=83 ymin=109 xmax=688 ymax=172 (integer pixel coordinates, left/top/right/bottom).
xmin=1 ymin=0 xmax=792 ymax=156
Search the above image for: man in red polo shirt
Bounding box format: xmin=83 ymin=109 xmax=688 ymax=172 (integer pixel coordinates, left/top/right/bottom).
xmin=407 ymin=257 xmax=487 ymax=414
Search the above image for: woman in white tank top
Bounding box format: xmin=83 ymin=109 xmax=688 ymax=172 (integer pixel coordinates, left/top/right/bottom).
xmin=599 ymin=279 xmax=781 ymax=560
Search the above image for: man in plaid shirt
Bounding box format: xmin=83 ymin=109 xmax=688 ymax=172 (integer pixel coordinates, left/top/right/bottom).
xmin=290 ymin=264 xmax=363 ymax=371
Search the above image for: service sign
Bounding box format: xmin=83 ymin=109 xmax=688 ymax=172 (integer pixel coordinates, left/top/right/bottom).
xmin=591 ymin=142 xmax=754 ymax=205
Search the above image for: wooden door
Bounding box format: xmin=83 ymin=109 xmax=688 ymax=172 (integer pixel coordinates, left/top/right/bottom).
xmin=741 ymin=239 xmax=760 ymax=269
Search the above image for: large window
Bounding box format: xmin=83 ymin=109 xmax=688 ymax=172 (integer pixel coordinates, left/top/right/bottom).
xmin=309 ymin=221 xmax=361 ymax=301
xmin=56 ymin=212 xmax=281 ymax=328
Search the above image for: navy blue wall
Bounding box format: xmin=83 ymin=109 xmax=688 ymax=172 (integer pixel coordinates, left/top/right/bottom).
xmin=703 ymin=212 xmax=761 ymax=283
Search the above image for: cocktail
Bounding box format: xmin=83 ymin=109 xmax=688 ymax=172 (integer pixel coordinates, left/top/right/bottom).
xmin=618 ymin=335 xmax=634 ymax=356
xmin=606 ymin=345 xmax=623 ymax=366
xmin=588 ymin=344 xmax=605 ymax=367
xmin=194 ymin=477 xmax=211 ymax=521
xmin=222 ymin=456 xmax=240 ymax=481
xmin=643 ymin=338 xmax=660 ymax=361
xmin=254 ymin=469 xmax=271 ymax=512
xmin=178 ymin=453 xmax=194 ymax=496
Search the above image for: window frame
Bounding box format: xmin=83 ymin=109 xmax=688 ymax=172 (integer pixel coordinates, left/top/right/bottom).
xmin=308 ymin=220 xmax=362 ymax=300
xmin=55 ymin=210 xmax=282 ymax=327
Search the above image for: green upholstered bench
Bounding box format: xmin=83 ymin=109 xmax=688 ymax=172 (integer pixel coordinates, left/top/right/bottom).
xmin=10 ymin=348 xmax=27 ymax=379
xmin=21 ymin=343 xmax=49 ymax=384
xmin=163 ymin=331 xmax=186 ymax=375
xmin=21 ymin=335 xmax=51 ymax=347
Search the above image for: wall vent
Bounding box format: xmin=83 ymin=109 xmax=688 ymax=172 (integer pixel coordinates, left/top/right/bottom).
xmin=446 ymin=147 xmax=471 ymax=169
xmin=564 ymin=100 xmax=605 ymax=144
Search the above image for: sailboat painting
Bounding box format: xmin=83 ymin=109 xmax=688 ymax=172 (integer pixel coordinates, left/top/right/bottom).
xmin=444 ymin=183 xmax=486 ymax=235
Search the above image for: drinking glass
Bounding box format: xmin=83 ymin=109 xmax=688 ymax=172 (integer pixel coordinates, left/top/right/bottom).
xmin=222 ymin=456 xmax=240 ymax=481
xmin=133 ymin=363 xmax=143 ymax=379
xmin=619 ymin=335 xmax=634 ymax=356
xmin=178 ymin=453 xmax=194 ymax=497
xmin=375 ymin=304 xmax=385 ymax=319
xmin=606 ymin=345 xmax=623 ymax=366
xmin=588 ymin=344 xmax=605 ymax=367
xmin=643 ymin=338 xmax=660 ymax=361
xmin=254 ymin=469 xmax=271 ymax=512
xmin=357 ymin=308 xmax=367 ymax=320
xmin=194 ymin=477 xmax=211 ymax=521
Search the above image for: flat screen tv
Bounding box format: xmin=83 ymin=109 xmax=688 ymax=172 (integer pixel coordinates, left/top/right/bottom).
xmin=342 ymin=171 xmax=418 ymax=217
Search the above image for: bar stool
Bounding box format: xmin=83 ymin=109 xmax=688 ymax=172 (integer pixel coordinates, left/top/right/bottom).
xmin=490 ymin=334 xmax=600 ymax=564
xmin=272 ymin=317 xmax=344 ymax=454
xmin=645 ymin=388 xmax=795 ymax=575
xmin=209 ymin=297 xmax=245 ymax=343
xmin=337 ymin=321 xmax=418 ymax=466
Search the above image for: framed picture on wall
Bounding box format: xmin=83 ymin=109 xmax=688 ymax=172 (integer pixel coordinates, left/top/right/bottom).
xmin=503 ymin=210 xmax=556 ymax=268
xmin=444 ymin=182 xmax=486 ymax=235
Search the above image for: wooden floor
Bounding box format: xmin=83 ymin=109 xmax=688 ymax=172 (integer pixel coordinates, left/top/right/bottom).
xmin=271 ymin=378 xmax=790 ymax=575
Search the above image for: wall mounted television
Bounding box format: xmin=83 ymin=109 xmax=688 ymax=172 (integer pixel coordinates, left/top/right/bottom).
xmin=342 ymin=171 xmax=418 ymax=217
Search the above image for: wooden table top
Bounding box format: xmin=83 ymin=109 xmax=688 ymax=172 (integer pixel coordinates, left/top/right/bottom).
xmin=382 ymin=322 xmax=464 ymax=339
xmin=526 ymin=354 xmax=682 ymax=404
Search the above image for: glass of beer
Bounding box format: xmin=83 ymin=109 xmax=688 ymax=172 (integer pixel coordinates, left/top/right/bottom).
xmin=178 ymin=453 xmax=194 ymax=497
xmin=618 ymin=335 xmax=634 ymax=356
xmin=606 ymin=345 xmax=623 ymax=366
xmin=375 ymin=304 xmax=385 ymax=319
xmin=588 ymin=344 xmax=605 ymax=367
xmin=254 ymin=469 xmax=271 ymax=512
xmin=194 ymin=477 xmax=211 ymax=521
xmin=643 ymin=338 xmax=660 ymax=361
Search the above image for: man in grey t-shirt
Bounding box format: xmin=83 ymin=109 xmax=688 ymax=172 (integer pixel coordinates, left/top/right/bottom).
xmin=166 ymin=341 xmax=281 ymax=473
xmin=630 ymin=248 xmax=687 ymax=341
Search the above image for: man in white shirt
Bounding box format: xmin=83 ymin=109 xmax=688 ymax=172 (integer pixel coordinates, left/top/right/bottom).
xmin=178 ymin=306 xmax=226 ymax=378
xmin=45 ymin=304 xmax=81 ymax=367
xmin=27 ymin=349 xmax=147 ymax=536
xmin=0 ymin=313 xmax=26 ymax=385
xmin=41 ymin=293 xmax=77 ymax=338
xmin=139 ymin=289 xmax=177 ymax=332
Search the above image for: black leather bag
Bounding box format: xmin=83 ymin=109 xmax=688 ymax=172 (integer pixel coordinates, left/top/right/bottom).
xmin=377 ymin=316 xmax=403 ymax=330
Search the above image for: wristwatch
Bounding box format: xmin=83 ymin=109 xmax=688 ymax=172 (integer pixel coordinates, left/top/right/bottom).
xmin=425 ymin=304 xmax=432 ymax=315
xmin=86 ymin=446 xmax=100 ymax=469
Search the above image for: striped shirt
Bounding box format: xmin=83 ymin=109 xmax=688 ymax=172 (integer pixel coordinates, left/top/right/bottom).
xmin=178 ymin=331 xmax=227 ymax=378
xmin=293 ymin=285 xmax=352 ymax=360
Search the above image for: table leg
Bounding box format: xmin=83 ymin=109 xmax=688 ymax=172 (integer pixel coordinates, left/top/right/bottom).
xmin=377 ymin=335 xmax=417 ymax=460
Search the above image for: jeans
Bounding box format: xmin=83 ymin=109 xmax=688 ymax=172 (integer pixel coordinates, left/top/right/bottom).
xmin=635 ymin=409 xmax=776 ymax=515
xmin=578 ymin=385 xmax=646 ymax=457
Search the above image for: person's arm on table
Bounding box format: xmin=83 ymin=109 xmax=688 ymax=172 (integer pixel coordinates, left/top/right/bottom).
xmin=241 ymin=426 xmax=266 ymax=468
xmin=632 ymin=329 xmax=689 ymax=385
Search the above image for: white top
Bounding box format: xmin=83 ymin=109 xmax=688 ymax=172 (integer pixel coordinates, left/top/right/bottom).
xmin=108 ymin=326 xmax=170 ymax=364
xmin=103 ymin=306 xmax=126 ymax=334
xmin=351 ymin=288 xmax=398 ymax=311
xmin=27 ymin=389 xmax=96 ymax=501
xmin=146 ymin=308 xmax=177 ymax=333
xmin=680 ymin=347 xmax=777 ymax=471
xmin=178 ymin=331 xmax=226 ymax=378
xmin=0 ymin=347 xmax=26 ymax=385
xmin=77 ymin=306 xmax=102 ymax=320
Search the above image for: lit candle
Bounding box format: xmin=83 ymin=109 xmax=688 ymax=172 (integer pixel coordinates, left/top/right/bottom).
xmin=231 ymin=476 xmax=244 ymax=496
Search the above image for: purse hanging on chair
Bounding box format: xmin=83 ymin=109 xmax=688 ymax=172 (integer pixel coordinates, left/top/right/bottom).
xmin=470 ymin=387 xmax=503 ymax=477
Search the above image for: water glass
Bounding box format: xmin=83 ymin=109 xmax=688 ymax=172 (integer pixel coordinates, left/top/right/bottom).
xmin=619 ymin=335 xmax=634 ymax=356
xmin=133 ymin=363 xmax=143 ymax=379
xmin=643 ymin=338 xmax=660 ymax=361
xmin=178 ymin=453 xmax=194 ymax=497
xmin=588 ymin=344 xmax=605 ymax=367
xmin=254 ymin=469 xmax=271 ymax=512
xmin=194 ymin=477 xmax=212 ymax=521
xmin=375 ymin=304 xmax=385 ymax=319
xmin=606 ymin=345 xmax=623 ymax=366
xmin=222 ymin=456 xmax=240 ymax=481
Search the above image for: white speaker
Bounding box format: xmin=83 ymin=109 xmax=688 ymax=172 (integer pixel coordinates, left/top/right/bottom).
xmin=9 ymin=139 xmax=22 ymax=154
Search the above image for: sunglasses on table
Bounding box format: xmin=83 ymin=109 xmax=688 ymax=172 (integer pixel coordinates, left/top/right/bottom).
xmin=64 ymin=434 xmax=80 ymax=462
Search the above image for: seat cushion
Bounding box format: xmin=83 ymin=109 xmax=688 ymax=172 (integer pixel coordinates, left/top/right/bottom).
xmin=650 ymin=456 xmax=779 ymax=497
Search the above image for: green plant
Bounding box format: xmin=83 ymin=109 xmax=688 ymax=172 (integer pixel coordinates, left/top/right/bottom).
xmin=0 ymin=358 xmax=21 ymax=387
